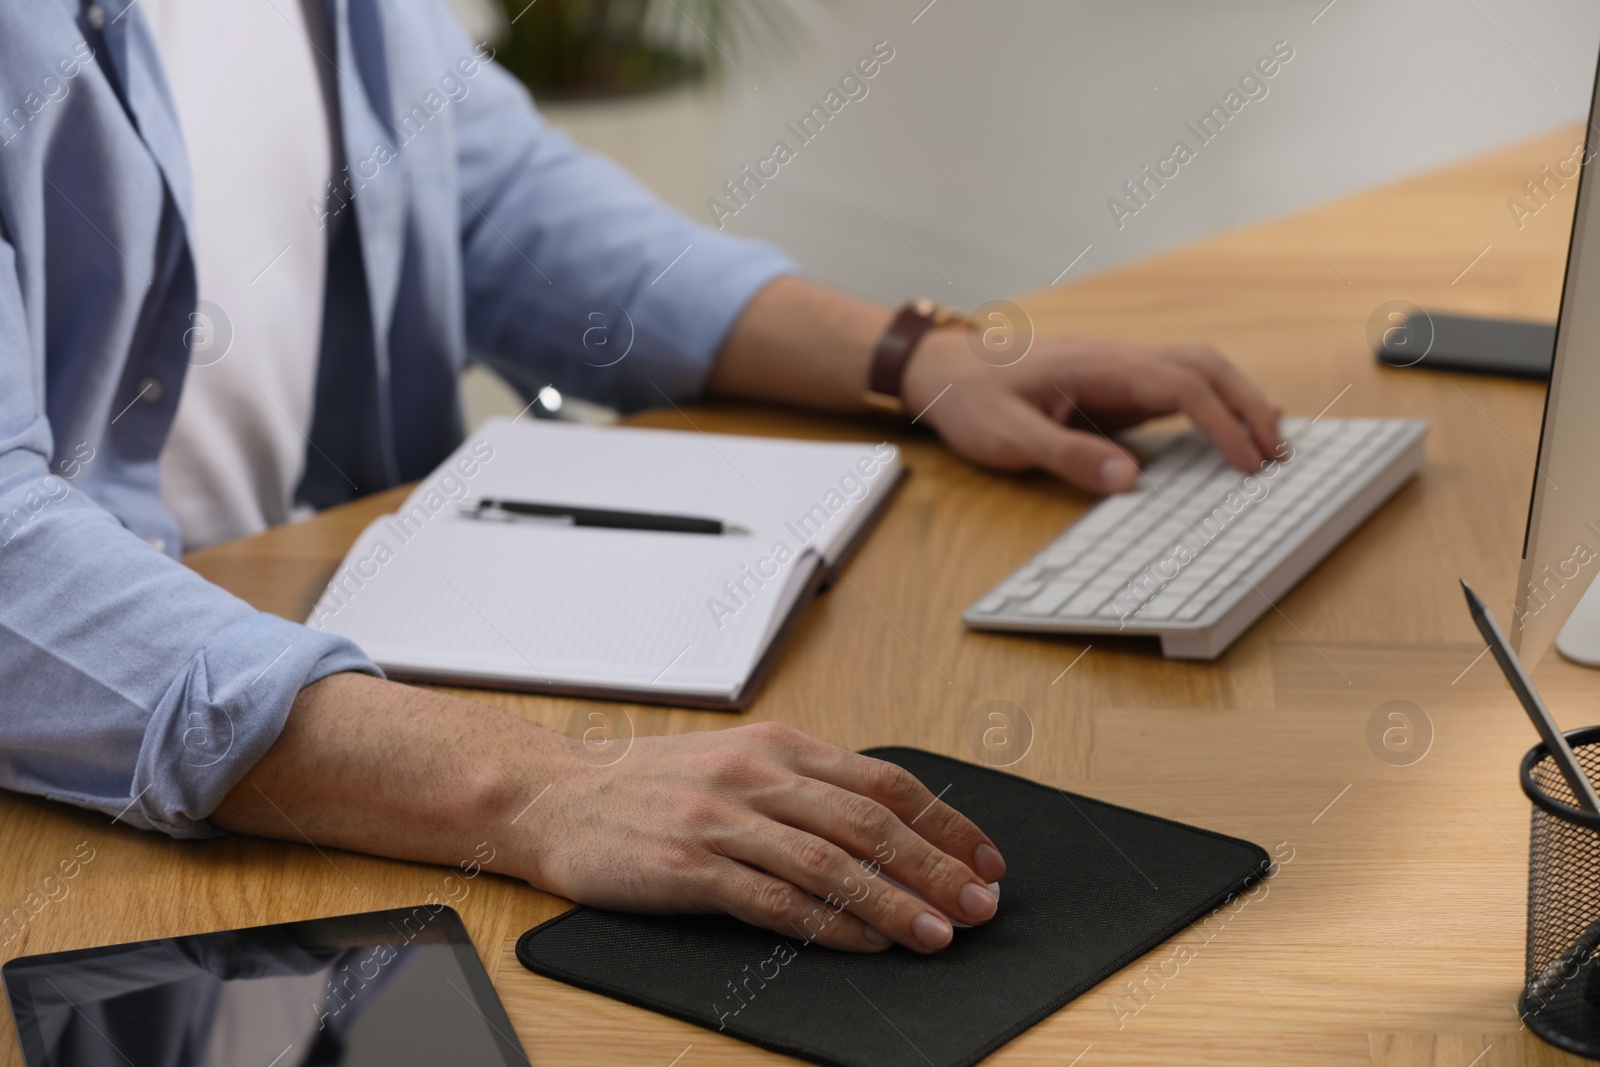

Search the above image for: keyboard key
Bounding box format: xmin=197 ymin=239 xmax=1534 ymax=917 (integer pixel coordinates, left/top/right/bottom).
xmin=1135 ymin=589 xmax=1190 ymax=620
xmin=1063 ymin=587 xmax=1112 ymax=617
xmin=1021 ymin=578 xmax=1082 ymax=615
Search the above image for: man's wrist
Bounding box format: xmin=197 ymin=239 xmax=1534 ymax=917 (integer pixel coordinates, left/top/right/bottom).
xmin=469 ymin=715 xmax=581 ymax=888
xmin=899 ymin=325 xmax=979 ymax=420
xmin=864 ymin=301 xmax=971 ymax=415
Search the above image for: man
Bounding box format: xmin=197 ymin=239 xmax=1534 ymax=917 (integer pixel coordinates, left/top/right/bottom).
xmin=0 ymin=1 xmax=1281 ymax=955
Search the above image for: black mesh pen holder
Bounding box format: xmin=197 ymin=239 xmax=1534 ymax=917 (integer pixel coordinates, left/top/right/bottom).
xmin=1520 ymin=724 xmax=1600 ymax=1057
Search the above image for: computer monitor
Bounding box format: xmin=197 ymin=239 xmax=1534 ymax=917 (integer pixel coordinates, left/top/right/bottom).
xmin=1514 ymin=52 xmax=1600 ymax=669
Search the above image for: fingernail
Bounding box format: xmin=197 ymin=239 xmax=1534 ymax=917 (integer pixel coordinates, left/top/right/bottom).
xmin=973 ymin=843 xmax=1006 ymax=881
xmin=1098 ymin=455 xmax=1138 ymax=492
xmin=864 ymin=926 xmax=891 ymax=947
xmin=913 ymin=911 xmax=953 ymax=949
xmin=960 ymin=882 xmax=997 ymax=922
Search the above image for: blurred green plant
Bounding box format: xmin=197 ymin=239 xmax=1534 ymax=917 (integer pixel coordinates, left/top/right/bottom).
xmin=493 ymin=0 xmax=812 ymax=100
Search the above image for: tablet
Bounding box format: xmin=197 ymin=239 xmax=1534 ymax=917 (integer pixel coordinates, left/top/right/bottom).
xmin=2 ymin=905 xmax=526 ymax=1067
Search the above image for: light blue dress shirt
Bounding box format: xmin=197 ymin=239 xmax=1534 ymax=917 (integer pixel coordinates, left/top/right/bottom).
xmin=0 ymin=0 xmax=793 ymax=837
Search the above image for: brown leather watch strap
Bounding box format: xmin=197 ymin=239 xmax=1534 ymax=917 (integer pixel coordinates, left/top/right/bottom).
xmin=864 ymin=300 xmax=941 ymax=414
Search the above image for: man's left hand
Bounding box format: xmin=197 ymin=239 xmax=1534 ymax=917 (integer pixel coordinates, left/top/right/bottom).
xmin=901 ymin=329 xmax=1285 ymax=494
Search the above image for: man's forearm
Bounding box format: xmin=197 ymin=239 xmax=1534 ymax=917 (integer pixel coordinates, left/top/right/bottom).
xmin=706 ymin=275 xmax=892 ymax=412
xmin=211 ymin=672 xmax=1007 ymax=953
xmin=704 ymin=273 xmax=1282 ymax=492
xmin=211 ymin=672 xmax=548 ymax=881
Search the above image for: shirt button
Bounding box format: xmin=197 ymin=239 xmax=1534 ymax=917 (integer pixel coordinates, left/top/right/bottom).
xmin=146 ymin=537 xmax=167 ymax=553
xmin=85 ymin=4 xmax=105 ymax=29
xmin=136 ymin=376 xmax=164 ymax=403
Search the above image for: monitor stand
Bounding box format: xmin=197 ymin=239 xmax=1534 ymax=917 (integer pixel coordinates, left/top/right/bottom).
xmin=1558 ymin=579 xmax=1600 ymax=667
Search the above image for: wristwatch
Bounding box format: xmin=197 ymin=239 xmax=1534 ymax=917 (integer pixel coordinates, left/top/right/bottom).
xmin=863 ymin=299 xmax=970 ymax=415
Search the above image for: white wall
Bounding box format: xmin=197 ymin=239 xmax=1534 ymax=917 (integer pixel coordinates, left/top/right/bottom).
xmin=546 ymin=0 xmax=1600 ymax=309
xmin=462 ymin=0 xmax=1600 ymax=427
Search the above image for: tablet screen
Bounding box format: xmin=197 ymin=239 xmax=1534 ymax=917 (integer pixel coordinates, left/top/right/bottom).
xmin=2 ymin=906 xmax=526 ymax=1067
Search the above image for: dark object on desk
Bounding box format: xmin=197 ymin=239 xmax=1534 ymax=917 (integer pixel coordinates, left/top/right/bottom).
xmin=516 ymin=747 xmax=1271 ymax=1067
xmin=1519 ymin=726 xmax=1600 ymax=1058
xmin=1375 ymin=310 xmax=1554 ymax=378
xmin=461 ymin=498 xmax=750 ymax=535
xmin=2 ymin=906 xmax=524 ymax=1067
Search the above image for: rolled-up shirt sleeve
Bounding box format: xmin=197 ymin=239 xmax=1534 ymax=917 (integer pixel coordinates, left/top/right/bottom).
xmin=0 ymin=238 xmax=376 ymax=838
xmin=447 ymin=12 xmax=796 ymax=413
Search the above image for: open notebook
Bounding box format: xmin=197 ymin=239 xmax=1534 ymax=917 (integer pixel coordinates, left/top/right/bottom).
xmin=307 ymin=418 xmax=905 ymax=709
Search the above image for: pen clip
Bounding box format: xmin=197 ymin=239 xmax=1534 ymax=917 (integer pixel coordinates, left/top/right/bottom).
xmin=459 ymin=502 xmax=574 ymax=525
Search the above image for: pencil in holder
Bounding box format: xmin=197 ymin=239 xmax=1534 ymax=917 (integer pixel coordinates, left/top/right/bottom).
xmin=1520 ymin=724 xmax=1600 ymax=1057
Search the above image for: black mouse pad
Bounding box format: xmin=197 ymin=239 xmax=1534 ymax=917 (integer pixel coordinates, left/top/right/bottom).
xmin=516 ymin=747 xmax=1269 ymax=1067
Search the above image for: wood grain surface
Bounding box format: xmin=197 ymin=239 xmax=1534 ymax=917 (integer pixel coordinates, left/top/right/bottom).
xmin=3 ymin=125 xmax=1595 ymax=1066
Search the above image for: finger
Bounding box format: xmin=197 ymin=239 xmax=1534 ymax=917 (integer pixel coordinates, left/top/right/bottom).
xmin=792 ymin=748 xmax=1007 ymax=886
xmin=1004 ymin=399 xmax=1142 ymax=493
xmin=710 ymin=857 xmax=891 ymax=953
xmin=727 ymin=818 xmax=957 ymax=953
xmin=733 ymin=723 xmax=1005 ymax=891
xmin=757 ymin=775 xmax=997 ymax=929
xmin=1147 ymin=364 xmax=1263 ymax=470
xmin=1166 ymin=347 xmax=1284 ymax=458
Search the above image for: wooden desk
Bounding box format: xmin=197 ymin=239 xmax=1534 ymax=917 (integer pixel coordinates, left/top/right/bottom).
xmin=3 ymin=126 xmax=1594 ymax=1067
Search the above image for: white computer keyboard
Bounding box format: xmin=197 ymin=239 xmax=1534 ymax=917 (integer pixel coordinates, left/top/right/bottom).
xmin=963 ymin=417 xmax=1428 ymax=659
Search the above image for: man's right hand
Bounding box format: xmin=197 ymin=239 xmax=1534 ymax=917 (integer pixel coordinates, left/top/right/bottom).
xmin=214 ymin=674 xmax=1004 ymax=953
xmin=527 ymin=720 xmax=1006 ymax=953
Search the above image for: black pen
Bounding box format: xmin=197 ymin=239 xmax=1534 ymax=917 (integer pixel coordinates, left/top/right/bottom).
xmin=1461 ymin=579 xmax=1600 ymax=812
xmin=458 ymin=498 xmax=750 ymax=536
